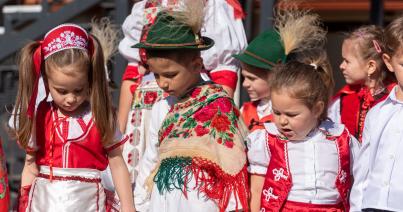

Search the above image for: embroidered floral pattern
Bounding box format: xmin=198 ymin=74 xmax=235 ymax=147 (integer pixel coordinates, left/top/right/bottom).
xmin=0 ymin=178 xmax=5 ymax=199
xmin=159 ymin=83 xmax=239 ymax=148
xmin=272 ymin=168 xmax=288 ymax=181
xmin=262 ymin=187 xmax=278 ymax=202
xmin=339 ymin=170 xmax=347 ymax=184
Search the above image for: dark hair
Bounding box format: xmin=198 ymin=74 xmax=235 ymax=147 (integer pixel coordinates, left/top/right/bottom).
xmin=271 ymin=59 xmax=333 ymax=121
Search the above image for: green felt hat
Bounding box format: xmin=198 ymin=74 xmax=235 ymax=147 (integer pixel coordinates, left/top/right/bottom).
xmin=233 ymin=29 xmax=286 ymax=70
xmin=132 ymin=12 xmax=214 ymax=50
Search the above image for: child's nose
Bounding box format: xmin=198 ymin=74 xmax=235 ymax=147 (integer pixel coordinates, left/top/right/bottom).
xmin=66 ymin=95 xmax=77 ymax=104
xmin=339 ymin=61 xmax=346 ymax=70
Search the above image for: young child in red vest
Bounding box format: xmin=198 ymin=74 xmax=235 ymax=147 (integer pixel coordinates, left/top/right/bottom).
xmin=248 ymin=58 xmax=360 ymax=211
xmin=233 ymin=30 xmax=277 ymax=132
xmin=350 ymin=15 xmax=403 ymax=212
xmin=328 ymin=25 xmax=396 ymax=142
xmin=12 ymin=24 xmax=134 ymax=212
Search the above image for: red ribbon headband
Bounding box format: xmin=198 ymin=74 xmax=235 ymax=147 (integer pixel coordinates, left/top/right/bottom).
xmin=27 ymin=24 xmax=92 ymax=118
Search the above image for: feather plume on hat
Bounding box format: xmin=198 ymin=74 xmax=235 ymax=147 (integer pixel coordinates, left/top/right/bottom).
xmin=274 ymin=0 xmax=327 ymax=56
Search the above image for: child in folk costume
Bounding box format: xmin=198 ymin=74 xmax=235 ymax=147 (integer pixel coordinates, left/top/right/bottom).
xmin=0 ymin=138 xmax=10 ymax=211
xmin=245 ymin=7 xmax=337 ymax=211
xmin=233 ymin=30 xmax=278 ymax=132
xmin=132 ymin=5 xmax=249 ymax=212
xmin=248 ymin=58 xmax=360 ymax=211
xmin=116 ymin=0 xmax=247 ymax=194
xmin=350 ymin=15 xmax=403 ymax=212
xmin=13 ymin=24 xmax=134 ymax=212
xmin=328 ymin=25 xmax=396 ymax=142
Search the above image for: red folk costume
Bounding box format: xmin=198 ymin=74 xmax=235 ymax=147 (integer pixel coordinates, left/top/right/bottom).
xmin=241 ymin=101 xmax=273 ymax=132
xmin=0 ymin=138 xmax=10 ymax=212
xmin=260 ymin=126 xmax=352 ymax=212
xmin=330 ymin=82 xmax=395 ymax=141
xmin=19 ymin=24 xmax=127 ymax=212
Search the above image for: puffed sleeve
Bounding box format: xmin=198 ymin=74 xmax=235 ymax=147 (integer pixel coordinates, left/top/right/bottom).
xmin=118 ymin=1 xmax=146 ymax=67
xmin=247 ymin=129 xmax=271 ymax=176
xmin=104 ymin=128 xmax=129 ymax=152
xmin=118 ymin=0 xmax=147 ymax=87
xmin=201 ymin=0 xmax=247 ymax=90
xmin=327 ymin=96 xmax=341 ymax=123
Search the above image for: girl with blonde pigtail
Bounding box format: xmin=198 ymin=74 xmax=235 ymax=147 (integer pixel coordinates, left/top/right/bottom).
xmin=13 ymin=22 xmax=134 ymax=212
xmin=246 ymin=5 xmax=360 ymax=211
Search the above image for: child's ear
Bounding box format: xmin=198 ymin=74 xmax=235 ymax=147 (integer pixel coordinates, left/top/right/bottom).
xmin=192 ymin=56 xmax=203 ymax=72
xmin=383 ymin=53 xmax=394 ymax=73
xmin=313 ymin=101 xmax=325 ymax=119
xmin=366 ymin=59 xmax=377 ymax=76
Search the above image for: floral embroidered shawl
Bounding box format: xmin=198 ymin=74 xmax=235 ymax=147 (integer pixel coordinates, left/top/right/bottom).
xmin=148 ymin=83 xmax=249 ymax=211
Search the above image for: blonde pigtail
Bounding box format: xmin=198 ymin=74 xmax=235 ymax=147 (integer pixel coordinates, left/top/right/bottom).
xmin=14 ymin=41 xmax=41 ymax=149
xmin=89 ymin=35 xmax=116 ymax=147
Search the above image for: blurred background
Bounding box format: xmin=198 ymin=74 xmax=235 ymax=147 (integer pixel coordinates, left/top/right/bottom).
xmin=0 ymin=0 xmax=402 ymax=209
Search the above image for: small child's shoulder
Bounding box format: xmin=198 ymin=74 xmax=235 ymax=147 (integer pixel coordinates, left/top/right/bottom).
xmin=263 ymin=122 xmax=279 ymax=136
xmin=319 ymin=119 xmax=346 ymax=137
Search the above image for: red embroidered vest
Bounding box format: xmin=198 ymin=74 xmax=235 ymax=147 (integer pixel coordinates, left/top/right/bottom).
xmin=260 ymin=129 xmax=352 ymax=211
xmin=241 ymin=101 xmax=273 ymax=132
xmin=35 ymin=102 xmax=109 ymax=171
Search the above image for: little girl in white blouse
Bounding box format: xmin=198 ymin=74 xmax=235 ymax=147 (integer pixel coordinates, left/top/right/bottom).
xmin=247 ymin=60 xmax=360 ymax=211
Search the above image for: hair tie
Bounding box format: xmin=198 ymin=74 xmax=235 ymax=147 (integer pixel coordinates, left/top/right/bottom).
xmin=372 ymin=40 xmax=382 ymax=53
xmin=354 ymin=30 xmax=366 ymax=38
xmin=310 ymin=63 xmax=318 ymax=70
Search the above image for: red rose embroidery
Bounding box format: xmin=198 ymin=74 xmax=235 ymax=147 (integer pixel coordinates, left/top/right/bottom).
xmin=194 ymin=106 xmax=217 ymax=122
xmin=161 ymin=124 xmax=174 ymax=142
xmin=195 ymin=125 xmax=210 ymax=136
xmin=144 ymin=91 xmax=158 ymax=105
xmin=191 ymin=87 xmax=202 ymax=98
xmin=224 ymin=141 xmax=234 ymax=148
xmin=210 ymin=98 xmax=232 ymax=113
xmin=211 ymin=114 xmax=230 ymax=132
xmin=198 ymin=96 xmax=207 ymax=102
xmin=217 ymin=138 xmax=223 ymax=144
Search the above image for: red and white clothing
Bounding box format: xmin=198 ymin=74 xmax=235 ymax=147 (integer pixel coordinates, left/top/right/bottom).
xmin=350 ymin=86 xmax=403 ymax=212
xmin=240 ymin=100 xmax=272 ymax=132
xmin=26 ymin=101 xmax=126 ymax=212
xmin=118 ymin=0 xmax=247 ymax=92
xmin=118 ymin=0 xmax=247 ymax=201
xmin=328 ymin=83 xmax=395 ymax=142
xmin=247 ymin=120 xmax=359 ymax=211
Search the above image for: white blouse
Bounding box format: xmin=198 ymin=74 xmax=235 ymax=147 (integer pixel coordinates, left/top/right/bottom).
xmin=350 ymin=86 xmax=403 ymax=212
xmin=327 ymin=97 xmax=341 ymax=123
xmin=118 ymin=0 xmax=247 ymax=73
xmin=247 ymin=120 xmax=359 ymax=205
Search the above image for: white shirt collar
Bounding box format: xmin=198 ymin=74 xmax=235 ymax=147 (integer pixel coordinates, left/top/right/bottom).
xmin=386 ymin=85 xmax=403 ymax=105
